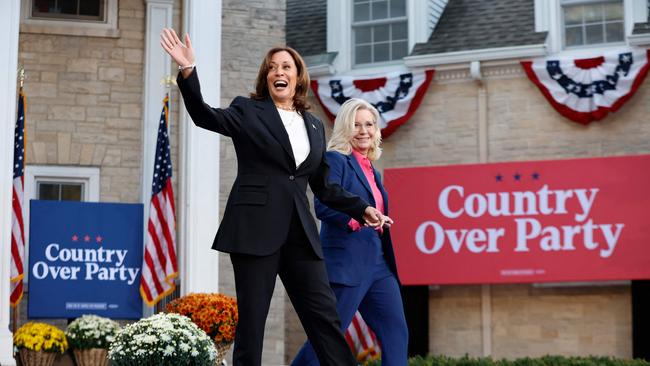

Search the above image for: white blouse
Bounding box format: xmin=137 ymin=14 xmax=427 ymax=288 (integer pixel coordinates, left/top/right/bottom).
xmin=277 ymin=108 xmax=310 ymax=168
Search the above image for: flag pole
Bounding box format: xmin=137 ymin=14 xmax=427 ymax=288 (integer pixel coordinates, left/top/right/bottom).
xmin=153 ymin=75 xmax=175 ymax=315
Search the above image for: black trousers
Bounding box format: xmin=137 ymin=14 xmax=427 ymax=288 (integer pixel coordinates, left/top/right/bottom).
xmin=230 ymin=210 xmax=357 ymax=366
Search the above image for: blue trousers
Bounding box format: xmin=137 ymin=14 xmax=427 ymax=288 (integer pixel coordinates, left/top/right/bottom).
xmin=291 ymin=261 xmax=408 ymax=366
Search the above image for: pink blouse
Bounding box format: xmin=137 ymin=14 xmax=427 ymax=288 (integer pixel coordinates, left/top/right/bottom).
xmin=348 ymin=149 xmax=384 ymax=232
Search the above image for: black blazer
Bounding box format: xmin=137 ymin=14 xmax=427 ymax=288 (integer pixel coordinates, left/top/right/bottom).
xmin=177 ymin=69 xmax=369 ymax=257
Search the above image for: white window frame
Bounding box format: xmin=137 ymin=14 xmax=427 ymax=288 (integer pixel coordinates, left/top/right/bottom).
xmin=22 ymin=165 xmax=100 ymax=283
xmin=535 ymin=0 xmax=649 ymax=54
xmin=351 ymin=1 xmax=409 ymax=67
xmin=20 ymin=0 xmax=119 ymax=38
xmin=328 ymin=0 xmax=437 ymax=74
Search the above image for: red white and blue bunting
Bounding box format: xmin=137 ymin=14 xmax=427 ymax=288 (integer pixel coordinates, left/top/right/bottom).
xmin=310 ymin=69 xmax=435 ymax=138
xmin=522 ymin=47 xmax=650 ymax=124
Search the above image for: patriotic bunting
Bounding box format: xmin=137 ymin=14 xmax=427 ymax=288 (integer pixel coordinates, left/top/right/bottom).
xmin=310 ymin=69 xmax=434 ymax=138
xmin=522 ymin=47 xmax=650 ymax=124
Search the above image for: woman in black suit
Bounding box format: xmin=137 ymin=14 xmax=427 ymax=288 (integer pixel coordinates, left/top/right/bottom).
xmin=160 ymin=28 xmax=392 ymax=366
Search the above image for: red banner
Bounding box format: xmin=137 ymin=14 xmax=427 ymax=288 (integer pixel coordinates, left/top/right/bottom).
xmin=384 ymin=155 xmax=650 ymax=285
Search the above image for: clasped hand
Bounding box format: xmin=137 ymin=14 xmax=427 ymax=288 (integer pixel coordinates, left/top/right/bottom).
xmin=363 ymin=207 xmax=394 ymax=229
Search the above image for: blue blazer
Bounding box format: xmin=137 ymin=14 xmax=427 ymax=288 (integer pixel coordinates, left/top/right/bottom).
xmin=315 ymin=151 xmax=399 ymax=286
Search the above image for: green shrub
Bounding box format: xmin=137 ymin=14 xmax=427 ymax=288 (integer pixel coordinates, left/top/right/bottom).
xmin=364 ymin=355 xmax=650 ymax=366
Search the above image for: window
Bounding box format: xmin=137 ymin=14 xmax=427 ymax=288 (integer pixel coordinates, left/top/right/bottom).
xmin=20 ymin=0 xmax=119 ymax=38
xmin=31 ymin=0 xmax=105 ymax=22
xmin=562 ymin=1 xmax=625 ymax=47
xmin=37 ymin=181 xmax=84 ymax=201
xmin=352 ymin=0 xmax=408 ymax=65
xmin=22 ymin=166 xmax=100 ymax=284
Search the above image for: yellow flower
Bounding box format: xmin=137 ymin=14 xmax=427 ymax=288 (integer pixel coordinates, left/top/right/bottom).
xmin=14 ymin=322 xmax=68 ymax=353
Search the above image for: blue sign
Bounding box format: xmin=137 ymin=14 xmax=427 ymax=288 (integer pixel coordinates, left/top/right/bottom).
xmin=28 ymin=200 xmax=143 ymax=319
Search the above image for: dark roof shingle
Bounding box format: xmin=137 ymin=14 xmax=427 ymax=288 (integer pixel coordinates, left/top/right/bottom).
xmin=286 ymin=0 xmax=327 ymax=57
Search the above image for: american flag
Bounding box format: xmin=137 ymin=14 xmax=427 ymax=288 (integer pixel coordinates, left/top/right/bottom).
xmin=140 ymin=94 xmax=178 ymax=306
xmin=10 ymin=91 xmax=26 ymax=307
xmin=345 ymin=311 xmax=381 ymax=362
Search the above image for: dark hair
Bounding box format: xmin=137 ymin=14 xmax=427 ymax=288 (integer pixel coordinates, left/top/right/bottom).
xmin=250 ymin=46 xmax=310 ymax=113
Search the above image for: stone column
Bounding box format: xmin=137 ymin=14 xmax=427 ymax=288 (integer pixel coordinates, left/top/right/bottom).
xmin=0 ymin=0 xmax=20 ymax=364
xmin=178 ymin=0 xmax=222 ymax=294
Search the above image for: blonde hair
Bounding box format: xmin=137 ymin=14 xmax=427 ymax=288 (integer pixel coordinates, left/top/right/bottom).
xmin=327 ymin=98 xmax=382 ymax=161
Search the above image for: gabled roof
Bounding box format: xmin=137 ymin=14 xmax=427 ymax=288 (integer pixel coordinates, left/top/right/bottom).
xmin=411 ymin=0 xmax=547 ymax=56
xmin=287 ymin=0 xmax=547 ymax=61
xmin=286 ymin=0 xmax=327 ymax=57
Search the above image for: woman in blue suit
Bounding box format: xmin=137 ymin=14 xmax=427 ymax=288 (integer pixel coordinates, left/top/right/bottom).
xmin=292 ymin=98 xmax=408 ymax=366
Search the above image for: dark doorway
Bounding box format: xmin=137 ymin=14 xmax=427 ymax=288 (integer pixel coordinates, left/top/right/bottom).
xmin=401 ymin=285 xmax=429 ymax=357
xmin=632 ymin=280 xmax=650 ymax=359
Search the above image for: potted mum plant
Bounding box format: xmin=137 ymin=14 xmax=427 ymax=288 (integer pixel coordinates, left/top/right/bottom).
xmin=13 ymin=322 xmax=68 ymax=366
xmin=65 ymin=314 xmax=121 ymax=366
xmin=166 ymin=292 xmax=238 ymax=365
xmin=108 ymin=312 xmax=217 ymax=366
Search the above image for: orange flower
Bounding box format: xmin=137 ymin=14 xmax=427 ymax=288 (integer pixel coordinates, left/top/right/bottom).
xmin=166 ymin=293 xmax=238 ymax=343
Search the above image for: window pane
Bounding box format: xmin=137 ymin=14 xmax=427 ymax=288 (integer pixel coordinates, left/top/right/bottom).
xmin=61 ymin=184 xmax=83 ymax=201
xmin=584 ymin=4 xmax=603 ymax=23
xmin=565 ymin=26 xmax=583 ymax=46
xmin=392 ymin=40 xmax=408 ymax=59
xmin=355 ymin=26 xmax=372 ymax=44
xmin=374 ymin=24 xmax=389 ymax=42
xmin=604 ymin=3 xmax=623 ymax=20
xmin=372 ymin=0 xmax=388 ymax=20
xmin=392 ymin=22 xmax=407 ymax=40
xmin=354 ymin=3 xmax=370 ymax=22
xmin=585 ymin=24 xmax=604 ymax=44
xmin=605 ymin=22 xmax=624 ymax=42
xmin=33 ymin=0 xmax=55 ymax=13
xmin=38 ymin=183 xmax=60 ymax=200
xmin=374 ymin=43 xmax=390 ymax=62
xmin=390 ymin=0 xmax=406 ymax=17
xmin=80 ymin=0 xmax=102 ymax=16
xmin=59 ymin=0 xmax=78 ymax=15
xmin=564 ymin=5 xmax=583 ymax=26
xmin=356 ymin=45 xmax=372 ymax=64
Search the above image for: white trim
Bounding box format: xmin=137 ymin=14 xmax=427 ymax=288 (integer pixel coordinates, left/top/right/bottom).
xmin=25 ymin=165 xmax=100 ymax=202
xmin=0 ymin=0 xmax=20 ymax=360
xmin=535 ymin=0 xmax=551 ymax=32
xmin=142 ymin=0 xmax=173 ymax=280
xmin=631 ymin=0 xmax=649 ymax=23
xmin=179 ymin=0 xmax=221 ymax=295
xmin=628 ymin=32 xmax=650 ymax=46
xmin=537 ymin=0 xmax=648 ymax=52
xmin=20 ymin=0 xmax=119 ymax=38
xmin=307 ymin=63 xmax=337 ymax=78
xmin=409 ymin=0 xmax=433 ymax=51
xmin=403 ymin=44 xmax=548 ymax=68
xmin=329 ymin=0 xmax=438 ymax=72
xmin=328 ymin=0 xmax=352 ymax=71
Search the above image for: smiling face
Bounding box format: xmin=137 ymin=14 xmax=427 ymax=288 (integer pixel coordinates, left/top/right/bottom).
xmin=351 ymin=108 xmax=377 ymax=156
xmin=266 ymin=51 xmax=298 ymax=107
